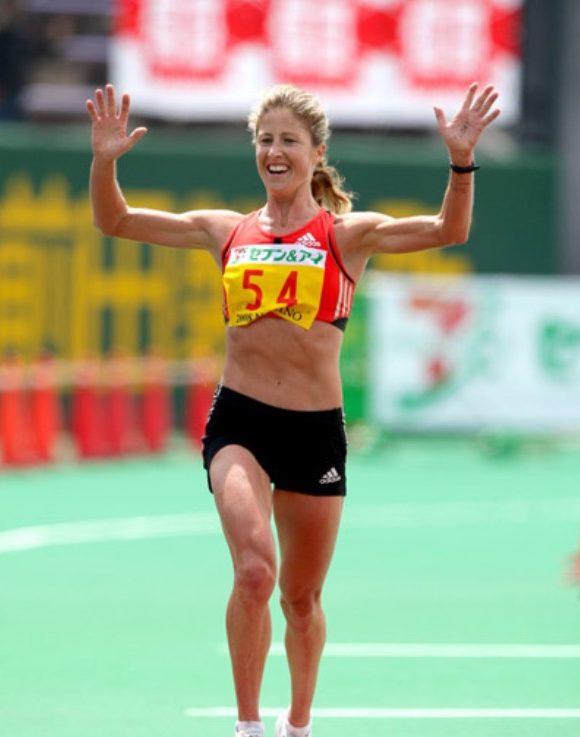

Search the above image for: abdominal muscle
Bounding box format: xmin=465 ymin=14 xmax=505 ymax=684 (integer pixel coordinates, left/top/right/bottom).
xmin=221 ymin=316 xmax=344 ymax=410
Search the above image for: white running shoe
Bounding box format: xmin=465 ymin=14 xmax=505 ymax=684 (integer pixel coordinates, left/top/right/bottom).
xmin=235 ymin=722 xmax=264 ymax=737
xmin=275 ymin=712 xmax=285 ymax=737
xmin=275 ymin=711 xmax=311 ymax=737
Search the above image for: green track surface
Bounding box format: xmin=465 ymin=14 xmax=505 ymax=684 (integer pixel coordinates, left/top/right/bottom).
xmin=1 ymin=441 xmax=579 ymax=737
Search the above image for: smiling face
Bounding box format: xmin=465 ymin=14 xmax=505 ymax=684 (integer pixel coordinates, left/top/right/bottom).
xmin=255 ymin=107 xmax=326 ymax=200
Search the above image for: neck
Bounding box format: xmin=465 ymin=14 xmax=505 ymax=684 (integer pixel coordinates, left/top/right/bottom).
xmin=262 ymin=192 xmax=320 ymax=230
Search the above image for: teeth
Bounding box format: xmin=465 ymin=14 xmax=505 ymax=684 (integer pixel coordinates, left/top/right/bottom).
xmin=268 ymin=165 xmax=288 ymax=173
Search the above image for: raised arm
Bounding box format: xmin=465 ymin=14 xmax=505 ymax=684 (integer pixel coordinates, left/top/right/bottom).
xmin=86 ymin=84 xmax=240 ymax=255
xmin=340 ymin=83 xmax=500 ymax=261
xmin=433 ymin=82 xmax=500 ymax=244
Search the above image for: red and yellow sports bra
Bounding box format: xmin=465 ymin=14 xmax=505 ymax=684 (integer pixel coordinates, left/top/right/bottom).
xmin=221 ymin=209 xmax=355 ymax=331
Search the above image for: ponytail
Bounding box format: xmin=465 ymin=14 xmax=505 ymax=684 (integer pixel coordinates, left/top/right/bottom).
xmin=311 ymin=162 xmax=353 ymax=214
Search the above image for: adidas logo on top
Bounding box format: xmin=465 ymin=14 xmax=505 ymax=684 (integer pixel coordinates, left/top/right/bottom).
xmin=319 ymin=467 xmax=342 ymax=484
xmin=296 ymin=232 xmax=320 ymax=247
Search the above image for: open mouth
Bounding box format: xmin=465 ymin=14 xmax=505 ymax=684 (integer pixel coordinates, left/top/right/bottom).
xmin=267 ymin=164 xmax=289 ymax=175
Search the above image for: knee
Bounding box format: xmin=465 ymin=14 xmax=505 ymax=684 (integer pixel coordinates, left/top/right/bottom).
xmin=280 ymin=589 xmax=321 ymax=631
xmin=234 ymin=556 xmax=276 ymax=605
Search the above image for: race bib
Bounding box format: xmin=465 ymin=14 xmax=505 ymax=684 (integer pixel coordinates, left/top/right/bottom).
xmin=224 ymin=244 xmax=327 ymax=330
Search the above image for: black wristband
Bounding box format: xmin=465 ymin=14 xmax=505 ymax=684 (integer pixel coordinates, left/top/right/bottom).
xmin=450 ymin=161 xmax=480 ymax=173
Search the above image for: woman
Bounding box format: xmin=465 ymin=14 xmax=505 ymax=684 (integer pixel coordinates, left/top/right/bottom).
xmin=87 ymin=82 xmax=499 ymax=737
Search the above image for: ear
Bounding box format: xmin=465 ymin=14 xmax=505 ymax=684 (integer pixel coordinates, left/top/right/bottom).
xmin=315 ymin=142 xmax=327 ymax=164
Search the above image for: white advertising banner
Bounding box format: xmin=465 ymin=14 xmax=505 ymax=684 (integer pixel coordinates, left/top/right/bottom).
xmin=367 ymin=275 xmax=580 ymax=432
xmin=112 ymin=0 xmax=522 ymax=126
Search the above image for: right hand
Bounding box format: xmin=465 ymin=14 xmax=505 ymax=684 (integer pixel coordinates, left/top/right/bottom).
xmin=86 ymin=84 xmax=148 ymax=162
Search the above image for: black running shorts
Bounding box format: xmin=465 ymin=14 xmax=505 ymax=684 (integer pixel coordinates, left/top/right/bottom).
xmin=202 ymin=385 xmax=347 ymax=496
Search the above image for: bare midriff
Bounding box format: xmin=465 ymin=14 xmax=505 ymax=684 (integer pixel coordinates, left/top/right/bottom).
xmin=221 ymin=317 xmax=344 ymax=410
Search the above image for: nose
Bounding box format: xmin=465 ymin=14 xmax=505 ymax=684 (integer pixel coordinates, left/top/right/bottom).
xmin=265 ymin=138 xmax=283 ymax=157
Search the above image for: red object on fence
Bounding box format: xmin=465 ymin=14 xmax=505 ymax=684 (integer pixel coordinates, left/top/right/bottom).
xmin=140 ymin=354 xmax=171 ymax=453
xmin=72 ymin=358 xmax=110 ymax=459
xmin=103 ymin=355 xmax=142 ymax=456
xmin=0 ymin=355 xmax=36 ymax=467
xmin=29 ymin=352 xmax=61 ymax=462
xmin=185 ymin=360 xmax=217 ymax=448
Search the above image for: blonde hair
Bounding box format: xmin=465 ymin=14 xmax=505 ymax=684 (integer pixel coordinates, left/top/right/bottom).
xmin=248 ymin=84 xmax=353 ymax=214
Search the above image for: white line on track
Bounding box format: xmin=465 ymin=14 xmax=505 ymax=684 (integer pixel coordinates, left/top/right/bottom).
xmin=217 ymin=642 xmax=580 ymax=659
xmin=184 ymin=707 xmax=580 ymax=720
xmin=0 ymin=514 xmax=220 ymax=554
xmin=272 ymin=642 xmax=580 ymax=658
xmin=1 ymin=493 xmax=580 ymax=556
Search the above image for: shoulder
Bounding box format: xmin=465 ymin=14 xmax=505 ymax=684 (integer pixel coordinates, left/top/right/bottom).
xmin=333 ymin=210 xmax=394 ymax=234
xmin=329 ymin=211 xmax=389 ymax=282
xmin=193 ymin=209 xmax=247 ymax=253
xmin=331 ymin=210 xmax=396 ymax=281
xmin=333 ymin=210 xmax=394 ymax=252
xmin=196 ymin=209 xmax=247 ymax=235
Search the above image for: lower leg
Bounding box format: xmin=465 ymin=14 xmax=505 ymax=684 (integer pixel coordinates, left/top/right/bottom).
xmin=227 ymin=580 xmax=273 ymax=722
xmin=283 ymin=596 xmax=326 ymax=728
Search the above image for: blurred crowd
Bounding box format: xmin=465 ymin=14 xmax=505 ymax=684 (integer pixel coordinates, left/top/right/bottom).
xmin=0 ymin=0 xmax=108 ymax=121
xmin=0 ymin=0 xmax=26 ymax=119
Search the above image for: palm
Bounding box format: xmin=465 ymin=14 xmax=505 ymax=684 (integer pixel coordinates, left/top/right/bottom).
xmin=86 ymin=85 xmax=147 ymax=161
xmin=434 ymin=84 xmax=500 ymax=158
xmin=91 ymin=113 xmax=131 ymax=160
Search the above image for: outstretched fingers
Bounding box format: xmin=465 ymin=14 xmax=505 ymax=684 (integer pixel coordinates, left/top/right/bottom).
xmin=86 ymin=83 xmax=146 ymax=158
xmin=482 ymin=108 xmax=501 ymax=127
xmin=119 ymin=92 xmax=131 ymax=126
xmin=460 ymin=82 xmax=479 ymax=112
xmin=473 ymin=84 xmax=495 ymax=112
xmin=87 ymin=84 xmax=122 ymax=120
xmin=461 ymin=82 xmax=501 ymax=128
xmin=106 ymin=83 xmax=118 ymax=116
xmin=128 ymin=126 xmax=148 ymax=146
xmin=433 ymin=106 xmax=446 ymax=132
xmin=119 ymin=90 xmax=147 ymax=146
xmin=87 ymin=84 xmax=142 ymax=133
xmin=479 ymin=90 xmax=499 ymax=117
xmin=476 ymin=86 xmax=501 ymax=127
xmin=86 ymin=98 xmax=98 ymax=121
xmin=95 ymin=87 xmax=106 ymax=116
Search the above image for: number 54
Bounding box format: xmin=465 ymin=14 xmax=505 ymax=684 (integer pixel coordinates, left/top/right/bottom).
xmin=243 ymin=269 xmax=298 ymax=310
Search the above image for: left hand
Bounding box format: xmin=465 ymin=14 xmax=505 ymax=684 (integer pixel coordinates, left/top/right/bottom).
xmin=434 ymin=83 xmax=500 ymax=162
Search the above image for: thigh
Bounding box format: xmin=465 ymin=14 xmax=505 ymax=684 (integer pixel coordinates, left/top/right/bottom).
xmin=273 ymin=491 xmax=344 ymax=596
xmin=210 ymin=444 xmax=277 ymax=569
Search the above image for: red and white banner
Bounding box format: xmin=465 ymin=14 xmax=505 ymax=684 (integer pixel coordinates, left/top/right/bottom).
xmin=112 ymin=0 xmax=522 ymax=125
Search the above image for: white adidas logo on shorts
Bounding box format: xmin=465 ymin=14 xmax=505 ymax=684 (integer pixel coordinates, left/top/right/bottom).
xmin=319 ymin=467 xmax=342 ymax=484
